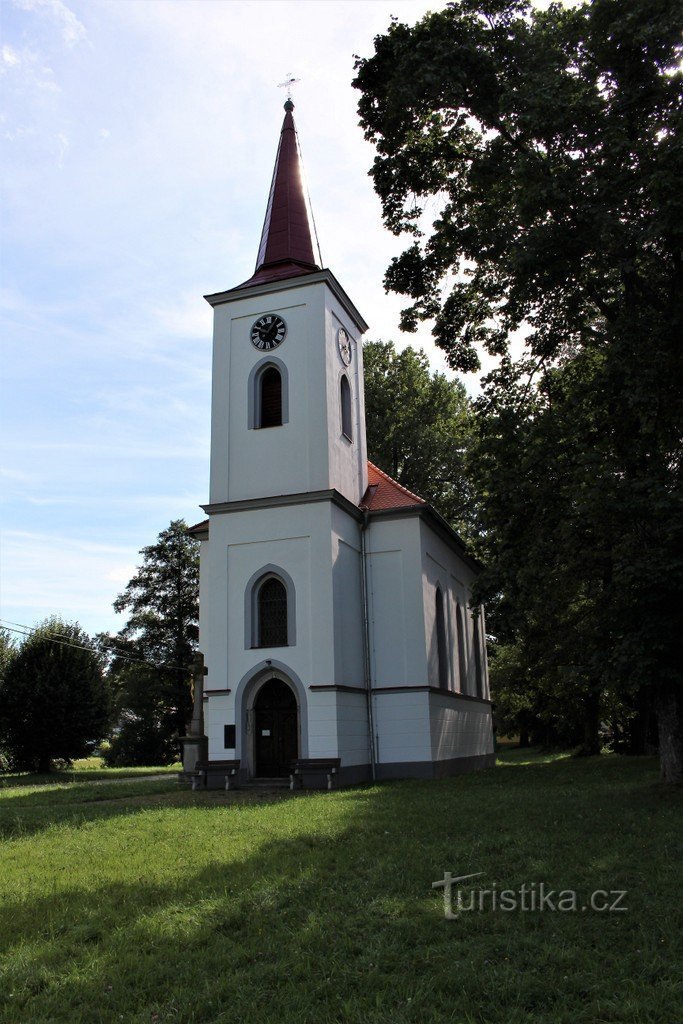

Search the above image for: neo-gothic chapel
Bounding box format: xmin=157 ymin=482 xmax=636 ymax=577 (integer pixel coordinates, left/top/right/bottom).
xmin=183 ymin=101 xmax=494 ymax=788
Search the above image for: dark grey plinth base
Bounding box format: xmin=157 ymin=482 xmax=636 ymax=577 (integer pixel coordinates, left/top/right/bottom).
xmin=336 ymin=763 xmax=372 ymax=787
xmin=321 ymin=752 xmax=495 ymax=787
xmin=376 ymin=751 xmax=495 ymax=780
xmin=190 ymin=752 xmax=495 ymax=790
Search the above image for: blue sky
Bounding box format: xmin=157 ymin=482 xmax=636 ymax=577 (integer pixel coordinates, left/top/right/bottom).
xmin=1 ymin=0 xmax=462 ymax=639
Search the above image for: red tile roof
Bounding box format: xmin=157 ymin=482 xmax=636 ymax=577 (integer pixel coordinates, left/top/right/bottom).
xmin=187 ymin=518 xmax=209 ymax=536
xmin=189 ymin=463 xmax=426 ymax=538
xmin=360 ymin=461 xmax=426 ymax=512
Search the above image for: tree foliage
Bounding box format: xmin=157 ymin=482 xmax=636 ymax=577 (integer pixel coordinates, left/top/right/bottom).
xmin=355 ymin=0 xmax=682 ymax=371
xmin=355 ymin=0 xmax=683 ymax=779
xmin=102 ymin=520 xmax=199 ymax=766
xmin=363 ymin=340 xmax=478 ymax=539
xmin=0 ymin=618 xmax=109 ymax=773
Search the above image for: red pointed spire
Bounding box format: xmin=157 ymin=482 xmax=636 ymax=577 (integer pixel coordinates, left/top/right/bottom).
xmin=239 ymin=100 xmax=320 ymax=289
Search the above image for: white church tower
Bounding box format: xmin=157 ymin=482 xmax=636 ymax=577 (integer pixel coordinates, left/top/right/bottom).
xmin=184 ymin=101 xmax=494 ymax=788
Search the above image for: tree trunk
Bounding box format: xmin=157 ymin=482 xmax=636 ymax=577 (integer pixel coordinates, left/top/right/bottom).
xmin=625 ymin=685 xmax=654 ymax=755
xmin=657 ymin=681 xmax=683 ymax=784
xmin=579 ymin=686 xmax=601 ymax=756
xmin=518 ymin=727 xmax=531 ymax=748
xmin=38 ymin=754 xmax=51 ymax=774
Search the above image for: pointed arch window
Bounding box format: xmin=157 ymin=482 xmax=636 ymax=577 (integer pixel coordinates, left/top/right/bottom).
xmin=340 ymin=374 xmax=353 ymax=441
xmin=456 ymin=602 xmax=468 ymax=694
xmin=473 ymin=612 xmax=484 ymax=699
xmin=256 ymin=576 xmax=288 ymax=647
xmin=436 ymin=587 xmax=449 ymax=689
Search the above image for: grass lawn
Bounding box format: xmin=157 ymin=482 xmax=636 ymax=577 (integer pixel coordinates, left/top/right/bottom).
xmin=0 ymin=757 xmax=181 ymax=790
xmin=0 ymin=752 xmax=680 ymax=1024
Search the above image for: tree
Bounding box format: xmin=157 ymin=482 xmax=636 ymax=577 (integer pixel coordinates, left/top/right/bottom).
xmin=0 ymin=628 xmax=15 ymax=682
xmin=363 ymin=340 xmax=479 ymax=539
xmin=0 ymin=618 xmax=109 ymax=773
xmin=102 ymin=520 xmax=199 ymax=766
xmin=0 ymin=629 xmax=17 ymax=770
xmin=354 ymin=0 xmax=683 ymax=780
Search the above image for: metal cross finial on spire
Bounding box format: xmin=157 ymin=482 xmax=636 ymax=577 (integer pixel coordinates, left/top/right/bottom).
xmin=278 ymin=73 xmax=300 ymax=102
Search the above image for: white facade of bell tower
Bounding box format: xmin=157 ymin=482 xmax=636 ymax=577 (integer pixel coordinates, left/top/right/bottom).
xmin=206 ymin=272 xmax=368 ymax=508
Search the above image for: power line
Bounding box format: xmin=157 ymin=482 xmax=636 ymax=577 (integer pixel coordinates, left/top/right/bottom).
xmin=0 ymin=619 xmax=189 ymax=674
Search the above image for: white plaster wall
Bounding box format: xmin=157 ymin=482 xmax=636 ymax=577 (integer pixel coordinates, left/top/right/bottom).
xmin=307 ymin=689 xmax=340 ymax=759
xmin=199 ymin=500 xmax=369 ymax=761
xmin=205 ymin=693 xmax=232 ymax=757
xmin=331 ymin=504 xmax=365 ymax=688
xmin=200 ymin=501 xmax=331 ymax=759
xmin=419 ymin=520 xmax=488 ymax=698
xmin=429 ymin=693 xmax=494 ymax=761
xmin=208 ymin=278 xmax=367 ymax=507
xmin=374 ymin=690 xmax=432 ymax=764
xmin=325 ymin=296 xmax=368 ymax=505
xmin=366 ymin=516 xmax=428 ymax=687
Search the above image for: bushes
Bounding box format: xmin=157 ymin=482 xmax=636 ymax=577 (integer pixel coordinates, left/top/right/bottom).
xmin=0 ymin=618 xmax=109 ymax=773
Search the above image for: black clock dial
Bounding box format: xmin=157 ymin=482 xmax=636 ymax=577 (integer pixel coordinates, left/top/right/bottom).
xmin=250 ymin=314 xmax=287 ymax=351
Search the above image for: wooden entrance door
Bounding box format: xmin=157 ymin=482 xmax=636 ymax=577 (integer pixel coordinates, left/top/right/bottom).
xmin=254 ymin=678 xmax=298 ymax=777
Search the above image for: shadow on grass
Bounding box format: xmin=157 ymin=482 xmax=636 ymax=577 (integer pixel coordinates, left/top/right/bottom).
xmin=0 ymin=757 xmax=681 ymax=1024
xmin=0 ymin=766 xmax=179 ymax=789
xmin=0 ymin=784 xmax=295 ymax=840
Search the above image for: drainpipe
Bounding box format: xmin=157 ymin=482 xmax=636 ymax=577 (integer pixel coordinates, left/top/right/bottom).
xmin=360 ymin=510 xmax=377 ymax=782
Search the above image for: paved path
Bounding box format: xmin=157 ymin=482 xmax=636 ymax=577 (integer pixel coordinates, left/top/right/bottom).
xmin=78 ymin=773 xmax=177 ymax=786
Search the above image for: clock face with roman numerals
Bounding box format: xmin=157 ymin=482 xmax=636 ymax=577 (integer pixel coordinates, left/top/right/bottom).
xmin=250 ymin=314 xmax=287 ymax=351
xmin=337 ymin=327 xmax=352 ymax=365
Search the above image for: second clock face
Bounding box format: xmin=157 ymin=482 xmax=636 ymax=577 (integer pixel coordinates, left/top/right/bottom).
xmin=251 ymin=314 xmax=287 ymax=351
xmin=337 ymin=327 xmax=352 ymax=365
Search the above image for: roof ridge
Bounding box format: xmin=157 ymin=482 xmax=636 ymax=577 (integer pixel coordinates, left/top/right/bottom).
xmin=366 ymin=460 xmax=426 ymax=505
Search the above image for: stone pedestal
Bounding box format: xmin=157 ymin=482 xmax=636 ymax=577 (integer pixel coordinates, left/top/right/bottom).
xmin=180 ymin=651 xmax=208 ymax=777
xmin=180 ymin=733 xmax=208 ymax=774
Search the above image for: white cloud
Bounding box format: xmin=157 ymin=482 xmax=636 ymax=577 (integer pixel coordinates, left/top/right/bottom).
xmin=0 ymin=530 xmax=132 ymax=633
xmin=152 ymin=290 xmax=212 ymax=340
xmin=12 ymin=0 xmax=87 ymax=47
xmin=0 ymin=466 xmax=37 ymax=484
xmin=3 ymin=124 xmax=38 ymax=141
xmin=2 ymin=45 xmax=21 ymax=68
xmin=55 ymin=129 xmax=68 ymax=167
xmin=104 ymin=564 xmax=137 ymax=583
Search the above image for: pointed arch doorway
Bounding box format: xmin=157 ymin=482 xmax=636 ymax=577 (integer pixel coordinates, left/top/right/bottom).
xmin=253 ymin=677 xmax=298 ymax=777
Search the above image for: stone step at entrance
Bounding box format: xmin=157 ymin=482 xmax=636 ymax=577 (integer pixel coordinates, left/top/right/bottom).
xmin=243 ymin=777 xmax=291 ymax=790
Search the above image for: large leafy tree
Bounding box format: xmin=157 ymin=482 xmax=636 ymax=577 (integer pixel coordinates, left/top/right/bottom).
xmin=0 ymin=618 xmax=109 ymax=773
xmin=354 ymin=0 xmax=683 ymax=780
xmin=103 ymin=520 xmax=199 ymax=766
xmin=363 ymin=340 xmax=478 ymax=539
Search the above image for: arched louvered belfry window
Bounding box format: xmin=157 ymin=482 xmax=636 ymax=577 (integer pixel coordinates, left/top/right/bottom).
xmin=456 ymin=602 xmax=468 ymax=694
xmin=259 ymin=366 xmax=282 ymax=428
xmin=340 ymin=374 xmax=352 ymax=440
xmin=257 ymin=576 xmax=288 ymax=647
xmin=436 ymin=587 xmax=448 ymax=689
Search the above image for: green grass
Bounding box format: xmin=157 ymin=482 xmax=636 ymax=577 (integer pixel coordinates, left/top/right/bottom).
xmin=0 ymin=752 xmax=680 ymax=1024
xmin=0 ymin=759 xmax=181 ymax=790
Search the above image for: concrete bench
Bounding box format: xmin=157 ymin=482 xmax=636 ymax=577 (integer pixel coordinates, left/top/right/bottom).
xmin=190 ymin=760 xmax=240 ymax=791
xmin=290 ymin=758 xmax=341 ymax=791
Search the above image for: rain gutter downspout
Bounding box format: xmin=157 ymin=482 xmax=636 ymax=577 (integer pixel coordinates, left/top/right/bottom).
xmin=360 ymin=510 xmax=377 ymax=782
